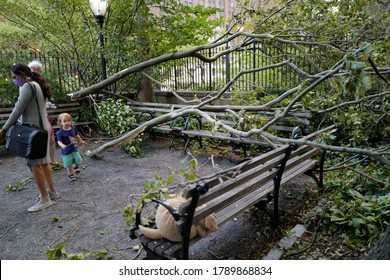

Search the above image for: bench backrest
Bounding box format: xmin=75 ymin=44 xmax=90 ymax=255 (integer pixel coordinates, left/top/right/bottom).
xmin=47 ymin=102 xmax=83 ymax=120
xmin=175 ymin=125 xmax=333 ymax=230
xmin=0 ymin=107 xmax=14 ymax=127
xmin=202 ymin=110 xmax=310 ymax=130
xmin=1 ymin=102 xmax=84 ymax=128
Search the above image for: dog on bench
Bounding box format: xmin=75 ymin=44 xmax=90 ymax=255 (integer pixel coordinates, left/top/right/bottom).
xmin=139 ymin=194 xmax=218 ymax=242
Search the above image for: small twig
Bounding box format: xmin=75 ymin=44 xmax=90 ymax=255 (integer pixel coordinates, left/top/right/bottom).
xmin=132 ymin=246 xmax=144 ymax=260
xmin=284 ymin=229 xmax=318 ymax=258
xmin=206 ymin=250 xmax=225 ymax=260
xmin=0 ymin=223 xmax=19 ymax=238
xmin=47 ymin=228 xmax=73 ymax=248
xmin=345 ymin=166 xmax=386 ymax=185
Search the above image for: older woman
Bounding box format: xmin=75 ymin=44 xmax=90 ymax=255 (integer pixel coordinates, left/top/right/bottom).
xmin=0 ymin=64 xmax=58 ymax=212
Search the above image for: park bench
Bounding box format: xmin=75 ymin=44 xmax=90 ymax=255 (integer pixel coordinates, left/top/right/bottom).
xmin=129 ymin=125 xmax=335 ymax=260
xmin=0 ymin=102 xmax=94 ymax=150
xmin=46 ymin=102 xmax=95 ymax=131
xmin=0 ymin=102 xmax=94 ymax=132
xmin=181 ymin=109 xmax=311 ymax=160
xmin=127 ymin=102 xmax=312 ymax=160
xmin=127 ymin=102 xmax=188 ymax=149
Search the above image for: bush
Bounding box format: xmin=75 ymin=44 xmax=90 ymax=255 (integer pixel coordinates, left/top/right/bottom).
xmin=97 ymin=98 xmax=142 ymax=157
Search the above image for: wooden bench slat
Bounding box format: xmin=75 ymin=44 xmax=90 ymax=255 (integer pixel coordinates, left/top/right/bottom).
xmin=0 ymin=112 xmax=13 ymax=118
xmin=192 ymin=168 xmax=279 ymax=221
xmin=161 ymin=243 xmax=184 ymax=259
xmin=181 ymin=130 xmax=271 ymax=146
xmin=216 ymin=183 xmax=275 ymax=225
xmin=0 ymin=108 xmax=13 ymax=114
xmin=155 ymin=240 xmax=179 ymax=255
xmin=130 ymin=107 xmax=173 ymax=113
xmin=141 ymin=236 xmax=167 ymax=251
xmin=47 ymin=107 xmax=80 ymax=114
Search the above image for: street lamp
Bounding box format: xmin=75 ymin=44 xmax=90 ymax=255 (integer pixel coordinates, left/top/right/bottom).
xmin=89 ymin=0 xmax=111 ymax=81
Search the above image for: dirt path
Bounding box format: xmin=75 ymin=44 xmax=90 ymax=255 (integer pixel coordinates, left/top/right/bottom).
xmin=0 ymin=139 xmax=238 ymax=259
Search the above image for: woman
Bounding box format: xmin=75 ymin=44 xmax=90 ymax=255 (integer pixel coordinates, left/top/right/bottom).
xmin=0 ymin=64 xmax=58 ymax=212
xmin=28 ymin=60 xmax=61 ymax=168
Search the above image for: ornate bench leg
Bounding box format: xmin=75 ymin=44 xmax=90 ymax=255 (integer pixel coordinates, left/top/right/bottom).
xmin=183 ymin=136 xmax=201 ymax=154
xmin=304 ymin=150 xmax=327 ymax=192
xmin=183 ymin=137 xmax=191 ymax=154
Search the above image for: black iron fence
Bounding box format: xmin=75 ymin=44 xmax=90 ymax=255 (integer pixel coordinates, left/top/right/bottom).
xmin=1 ymin=40 xmax=330 ymax=106
xmin=0 ymin=50 xmax=84 ymax=106
xmin=156 ymin=40 xmax=330 ymax=92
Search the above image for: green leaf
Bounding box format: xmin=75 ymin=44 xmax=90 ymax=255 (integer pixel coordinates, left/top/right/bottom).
xmin=46 ymin=244 xmax=67 ymax=260
xmin=350 ymin=218 xmax=365 ymax=228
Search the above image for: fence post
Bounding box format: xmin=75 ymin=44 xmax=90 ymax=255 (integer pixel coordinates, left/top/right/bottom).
xmin=174 ymin=59 xmax=178 ymax=91
xmin=225 ymin=39 xmax=230 ymax=86
xmin=253 ymin=43 xmax=256 ymax=90
xmin=208 ymin=48 xmax=212 ymax=91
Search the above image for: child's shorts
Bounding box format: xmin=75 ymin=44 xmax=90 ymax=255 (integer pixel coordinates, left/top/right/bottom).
xmin=62 ymin=152 xmax=83 ymax=168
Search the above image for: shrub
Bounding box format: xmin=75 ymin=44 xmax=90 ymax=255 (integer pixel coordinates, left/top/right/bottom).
xmin=97 ymin=98 xmax=142 ymax=157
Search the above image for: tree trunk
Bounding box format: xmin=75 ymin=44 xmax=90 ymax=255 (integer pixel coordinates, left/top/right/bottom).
xmin=139 ymin=74 xmax=154 ymax=102
xmin=361 ymin=223 xmax=390 ymax=260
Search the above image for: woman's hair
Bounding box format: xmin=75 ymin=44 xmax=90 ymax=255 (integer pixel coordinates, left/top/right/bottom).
xmin=11 ymin=63 xmax=52 ymax=100
xmin=28 ymin=60 xmax=43 ymax=70
xmin=57 ymin=113 xmax=73 ymax=127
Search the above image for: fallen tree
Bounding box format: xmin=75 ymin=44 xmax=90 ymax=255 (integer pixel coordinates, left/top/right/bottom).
xmin=69 ymin=35 xmax=389 ymax=168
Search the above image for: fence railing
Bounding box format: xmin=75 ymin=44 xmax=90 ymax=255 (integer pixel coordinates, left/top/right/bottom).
xmin=156 ymin=40 xmax=330 ymax=92
xmin=1 ymin=40 xmax=330 ymax=106
xmin=0 ymin=50 xmax=83 ymax=106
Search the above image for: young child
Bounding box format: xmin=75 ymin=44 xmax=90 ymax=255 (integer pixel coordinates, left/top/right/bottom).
xmin=56 ymin=113 xmax=86 ymax=181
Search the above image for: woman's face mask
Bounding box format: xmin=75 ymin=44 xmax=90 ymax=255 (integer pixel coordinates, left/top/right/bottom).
xmin=13 ymin=76 xmax=26 ymax=88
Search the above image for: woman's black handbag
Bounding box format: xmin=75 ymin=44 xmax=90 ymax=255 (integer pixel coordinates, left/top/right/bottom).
xmin=5 ymin=123 xmax=48 ymax=159
xmin=5 ymin=83 xmax=48 ymax=159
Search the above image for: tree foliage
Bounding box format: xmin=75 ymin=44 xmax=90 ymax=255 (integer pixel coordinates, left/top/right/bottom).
xmin=0 ymin=0 xmax=221 ymax=90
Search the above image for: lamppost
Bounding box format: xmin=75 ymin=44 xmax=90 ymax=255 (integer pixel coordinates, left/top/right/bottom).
xmin=89 ymin=0 xmax=111 ymax=81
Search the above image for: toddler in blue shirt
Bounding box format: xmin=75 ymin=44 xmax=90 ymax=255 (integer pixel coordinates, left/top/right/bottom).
xmin=56 ymin=113 xmax=86 ymax=181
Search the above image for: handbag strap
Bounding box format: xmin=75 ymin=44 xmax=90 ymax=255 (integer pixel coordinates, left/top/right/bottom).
xmin=28 ymin=82 xmax=45 ymax=129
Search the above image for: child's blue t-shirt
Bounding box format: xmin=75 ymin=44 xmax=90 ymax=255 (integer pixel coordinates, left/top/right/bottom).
xmin=56 ymin=126 xmax=79 ymax=155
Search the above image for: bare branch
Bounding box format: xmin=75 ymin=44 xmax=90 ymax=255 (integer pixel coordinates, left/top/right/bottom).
xmin=315 ymin=91 xmax=390 ymax=114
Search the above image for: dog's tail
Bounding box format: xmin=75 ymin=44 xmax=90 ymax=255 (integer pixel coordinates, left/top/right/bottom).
xmin=139 ymin=225 xmax=164 ymax=240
